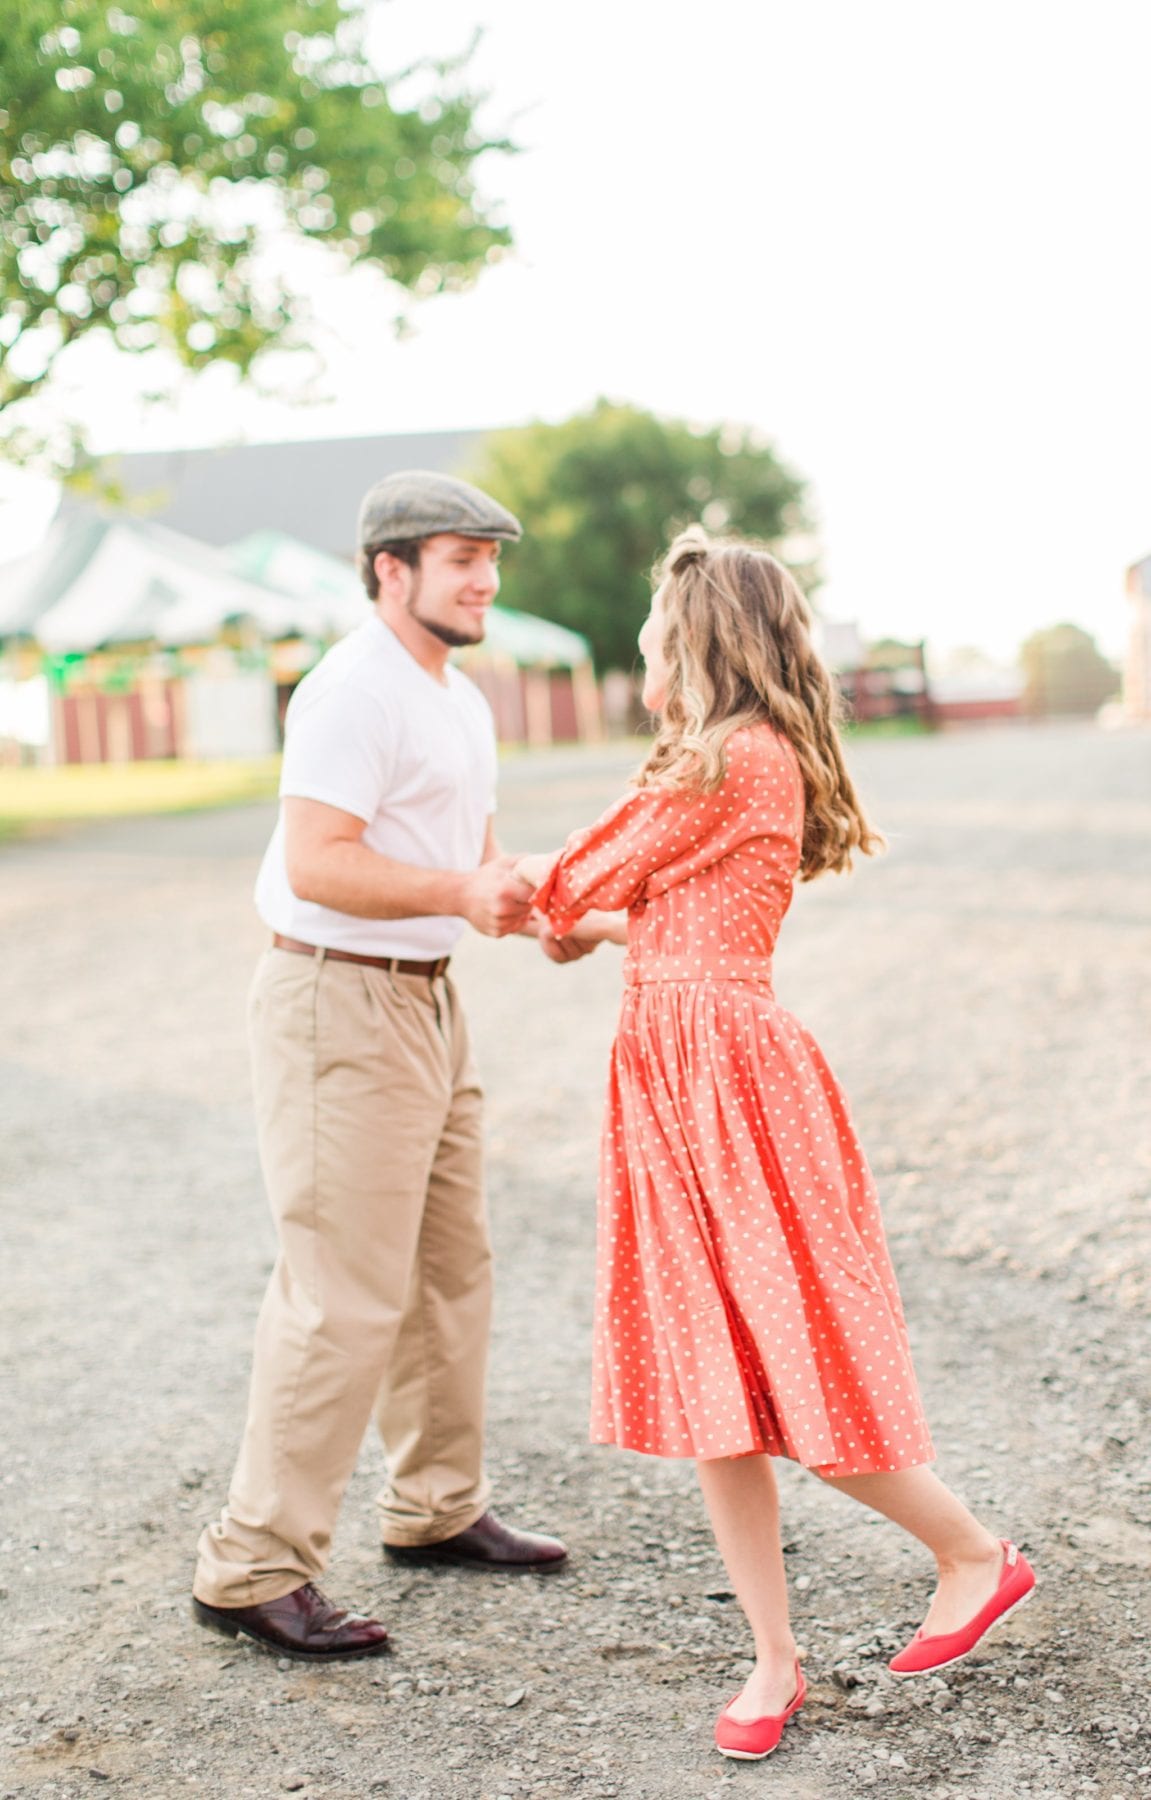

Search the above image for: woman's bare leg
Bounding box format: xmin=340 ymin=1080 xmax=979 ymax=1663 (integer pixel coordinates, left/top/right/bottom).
xmin=696 ymin=1454 xmax=800 ymax=1720
xmin=819 ymin=1465 xmax=1004 ymax=1634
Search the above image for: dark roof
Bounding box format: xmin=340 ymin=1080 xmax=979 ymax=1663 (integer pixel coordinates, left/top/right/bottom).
xmin=105 ymin=429 xmax=487 ymax=560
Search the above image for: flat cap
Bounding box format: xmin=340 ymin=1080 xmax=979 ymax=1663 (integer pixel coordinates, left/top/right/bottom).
xmin=358 ymin=470 xmax=522 ymax=547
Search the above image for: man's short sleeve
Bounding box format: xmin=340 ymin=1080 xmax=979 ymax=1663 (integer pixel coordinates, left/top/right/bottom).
xmin=279 ymin=684 xmax=396 ymax=824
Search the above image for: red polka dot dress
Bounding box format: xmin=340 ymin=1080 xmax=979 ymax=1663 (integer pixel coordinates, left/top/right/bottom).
xmin=533 ymin=724 xmax=934 ymax=1475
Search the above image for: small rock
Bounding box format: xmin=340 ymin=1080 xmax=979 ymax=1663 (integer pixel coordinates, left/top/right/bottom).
xmin=283 ymin=1779 xmax=306 ymax=1794
xmin=504 ymin=1686 xmax=528 ymax=1708
xmin=277 ymin=1657 xmax=291 ymax=1672
xmin=415 ymin=1677 xmax=441 ymax=1695
xmin=865 ymin=1697 xmax=885 ymax=1717
xmin=88 ymin=1775 xmax=111 ymax=1786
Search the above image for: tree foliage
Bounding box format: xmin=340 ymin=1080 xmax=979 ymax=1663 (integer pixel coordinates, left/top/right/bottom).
xmin=0 ymin=0 xmax=511 ymax=455
xmin=468 ymin=399 xmax=813 ymax=671
xmin=1019 ymin=622 xmax=1119 ymax=716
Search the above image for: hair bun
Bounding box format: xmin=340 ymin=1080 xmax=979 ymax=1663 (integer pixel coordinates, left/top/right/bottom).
xmin=667 ymin=526 xmax=712 ymax=573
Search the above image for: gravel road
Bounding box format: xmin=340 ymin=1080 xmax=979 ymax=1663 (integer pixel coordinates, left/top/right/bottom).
xmin=2 ymin=722 xmax=1150 ymax=1800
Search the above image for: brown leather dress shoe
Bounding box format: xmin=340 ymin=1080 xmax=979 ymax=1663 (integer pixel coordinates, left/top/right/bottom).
xmin=383 ymin=1510 xmax=568 ymax=1574
xmin=191 ymin=1582 xmax=390 ymax=1660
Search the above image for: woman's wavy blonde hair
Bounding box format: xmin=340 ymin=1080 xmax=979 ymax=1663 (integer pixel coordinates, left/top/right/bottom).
xmin=636 ymin=527 xmax=882 ymax=879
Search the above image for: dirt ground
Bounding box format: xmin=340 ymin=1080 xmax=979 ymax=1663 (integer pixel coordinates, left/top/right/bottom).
xmin=2 ymin=722 xmax=1150 ymax=1800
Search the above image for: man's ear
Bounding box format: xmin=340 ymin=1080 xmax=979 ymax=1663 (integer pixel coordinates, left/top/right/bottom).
xmin=373 ymin=550 xmax=408 ymax=597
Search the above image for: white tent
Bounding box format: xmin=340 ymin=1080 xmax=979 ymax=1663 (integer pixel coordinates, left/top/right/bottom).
xmin=0 ymin=509 xmax=302 ymax=651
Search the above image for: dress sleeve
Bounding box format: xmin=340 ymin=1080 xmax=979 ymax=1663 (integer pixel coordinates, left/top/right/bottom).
xmin=533 ymin=730 xmax=797 ymax=935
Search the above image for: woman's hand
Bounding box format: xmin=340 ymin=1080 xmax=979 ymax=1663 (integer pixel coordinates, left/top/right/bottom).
xmin=536 ymin=909 xmax=629 ymax=959
xmin=514 ymin=851 xmax=560 ymax=889
xmin=536 ymin=917 xmax=599 ymax=963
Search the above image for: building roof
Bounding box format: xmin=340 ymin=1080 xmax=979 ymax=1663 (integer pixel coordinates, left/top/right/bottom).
xmin=108 ymin=429 xmax=486 ymax=559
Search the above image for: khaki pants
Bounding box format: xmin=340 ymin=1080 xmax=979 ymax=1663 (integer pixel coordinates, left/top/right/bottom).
xmin=194 ymin=948 xmax=492 ymax=1608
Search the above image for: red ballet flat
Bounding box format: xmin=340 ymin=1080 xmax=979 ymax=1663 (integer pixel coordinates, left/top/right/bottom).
xmin=888 ymin=1540 xmax=1036 ymax=1676
xmin=714 ymin=1660 xmax=806 ymax=1759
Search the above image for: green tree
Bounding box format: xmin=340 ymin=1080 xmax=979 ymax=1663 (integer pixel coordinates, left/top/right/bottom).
xmin=468 ymin=399 xmax=813 ymax=671
xmin=1 ymin=1 xmax=511 ymax=464
xmin=1019 ymin=623 xmax=1119 ymax=716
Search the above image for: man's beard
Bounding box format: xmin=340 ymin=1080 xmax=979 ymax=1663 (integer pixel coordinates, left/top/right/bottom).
xmin=416 ymin=614 xmax=480 ymax=649
xmin=408 ymin=576 xmax=484 ymax=649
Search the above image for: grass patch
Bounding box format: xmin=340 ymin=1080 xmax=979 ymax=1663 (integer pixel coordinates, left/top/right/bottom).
xmin=843 ymin=715 xmax=933 ymax=739
xmin=0 ymin=757 xmax=283 ymax=842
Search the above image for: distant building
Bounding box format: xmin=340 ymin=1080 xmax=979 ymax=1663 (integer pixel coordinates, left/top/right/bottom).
xmin=818 ymin=616 xmax=1026 ymax=726
xmin=820 ymin=622 xmax=935 ymax=727
xmin=928 ymin=667 xmax=1024 ymax=724
xmin=1124 ymin=553 xmax=1151 ymax=722
xmin=107 ymin=429 xmax=485 ymax=560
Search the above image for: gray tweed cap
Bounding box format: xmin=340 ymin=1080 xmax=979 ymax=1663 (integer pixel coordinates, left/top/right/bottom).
xmin=357 ymin=469 xmax=522 ymax=547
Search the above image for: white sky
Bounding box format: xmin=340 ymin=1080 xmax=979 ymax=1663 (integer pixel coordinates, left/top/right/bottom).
xmin=5 ymin=0 xmax=1150 ymax=662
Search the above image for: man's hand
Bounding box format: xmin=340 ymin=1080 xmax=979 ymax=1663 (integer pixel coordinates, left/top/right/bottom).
xmin=459 ymin=855 xmax=535 ymax=937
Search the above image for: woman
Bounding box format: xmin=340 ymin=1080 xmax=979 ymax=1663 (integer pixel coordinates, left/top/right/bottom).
xmin=516 ymin=529 xmax=1035 ymax=1761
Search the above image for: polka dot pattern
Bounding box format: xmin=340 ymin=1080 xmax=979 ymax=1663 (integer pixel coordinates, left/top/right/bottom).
xmin=534 ymin=725 xmax=935 ymax=1474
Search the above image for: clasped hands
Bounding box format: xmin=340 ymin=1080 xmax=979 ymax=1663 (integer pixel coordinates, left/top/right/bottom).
xmin=464 ymin=851 xmax=610 ymax=962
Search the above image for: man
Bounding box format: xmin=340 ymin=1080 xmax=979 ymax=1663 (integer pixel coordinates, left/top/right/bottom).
xmin=193 ymin=471 xmax=568 ymax=1661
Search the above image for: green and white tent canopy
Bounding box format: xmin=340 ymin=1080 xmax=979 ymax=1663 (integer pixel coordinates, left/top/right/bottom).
xmin=0 ymin=512 xmax=594 ymax=671
xmin=0 ymin=508 xmax=300 ymax=651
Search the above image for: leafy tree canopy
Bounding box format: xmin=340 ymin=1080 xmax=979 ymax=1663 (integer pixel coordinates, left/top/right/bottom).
xmin=468 ymin=399 xmax=814 ymax=671
xmin=1 ymin=1 xmax=511 ymax=464
xmin=1019 ymin=622 xmax=1119 ymax=716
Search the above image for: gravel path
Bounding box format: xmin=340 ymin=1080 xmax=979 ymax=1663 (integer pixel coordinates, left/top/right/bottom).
xmin=2 ymin=722 xmax=1150 ymax=1800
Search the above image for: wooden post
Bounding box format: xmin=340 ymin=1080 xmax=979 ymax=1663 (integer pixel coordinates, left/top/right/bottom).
xmin=523 ymin=669 xmax=552 ymax=747
xmin=571 ymin=660 xmax=604 ymax=743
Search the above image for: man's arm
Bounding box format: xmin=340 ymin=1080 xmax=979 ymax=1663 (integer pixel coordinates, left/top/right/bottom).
xmin=284 ymin=798 xmax=532 ymax=938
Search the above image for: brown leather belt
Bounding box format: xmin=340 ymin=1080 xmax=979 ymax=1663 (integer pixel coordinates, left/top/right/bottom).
xmin=272 ymin=933 xmax=450 ymax=978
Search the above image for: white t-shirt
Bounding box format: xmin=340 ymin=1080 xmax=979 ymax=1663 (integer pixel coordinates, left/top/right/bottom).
xmin=254 ymin=615 xmax=498 ymax=957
